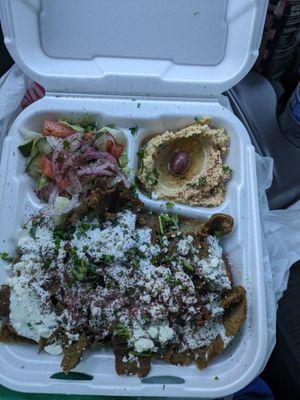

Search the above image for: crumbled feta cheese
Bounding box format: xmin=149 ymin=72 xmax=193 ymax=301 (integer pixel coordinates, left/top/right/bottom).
xmin=158 ymin=325 xmax=175 ymax=343
xmin=177 ymin=235 xmax=193 ymax=255
xmin=195 ymin=236 xmax=231 ymax=291
xmin=134 ymin=338 xmax=155 ymax=353
xmin=148 ymin=326 xmax=159 ymax=339
xmin=44 ymin=343 xmax=63 ymax=355
xmin=8 ymin=275 xmax=58 ymax=342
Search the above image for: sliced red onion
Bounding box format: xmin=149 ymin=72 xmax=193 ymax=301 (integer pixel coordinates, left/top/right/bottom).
xmin=66 ymin=171 xmax=83 ymax=195
xmin=77 ymin=164 xmax=115 ymax=176
xmin=48 ymin=186 xmax=59 ymax=205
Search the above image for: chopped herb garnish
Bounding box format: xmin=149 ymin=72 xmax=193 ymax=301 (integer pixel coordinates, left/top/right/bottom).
xmin=101 ymin=254 xmax=115 ymax=266
xmin=125 ymin=287 xmax=136 ymax=296
xmin=160 ymin=213 xmax=179 ymax=232
xmin=126 ymin=247 xmax=146 ymax=261
xmin=161 ymin=255 xmax=173 ymax=264
xmin=137 ymin=103 xmax=141 ymax=108
xmin=137 ymin=149 xmax=145 ymax=158
xmin=76 ymin=221 xmax=91 ymax=238
xmin=214 ymin=231 xmax=225 ymax=239
xmin=72 ymin=263 xmax=88 ymax=282
xmin=151 ymin=255 xmax=158 ymax=265
xmin=80 ymin=113 xmax=97 ymax=131
xmin=114 ymin=323 xmax=131 ymax=340
xmin=129 ymin=126 xmax=138 ymax=136
xmin=165 ymin=274 xmax=181 ymax=287
xmin=214 ymin=376 xmax=219 ymax=381
xmin=143 ymin=316 xmax=150 ymax=323
xmin=198 ymin=177 xmax=207 ymax=186
xmin=54 ymin=238 xmax=61 ymax=256
xmin=119 ymin=152 xmax=128 ymax=169
xmin=193 ymin=11 xmax=200 ymax=16
xmin=158 ymin=215 xmax=164 ymax=235
xmin=42 ymin=260 xmax=52 ymax=269
xmin=222 ymin=165 xmax=232 ymax=174
xmin=166 ymin=201 xmax=175 ymax=209
xmin=194 ymin=116 xmax=202 ymax=122
xmin=53 ymin=225 xmax=72 ymax=241
xmin=131 ymin=259 xmax=140 ymax=268
xmin=63 ymin=140 xmax=70 ymax=150
xmin=29 ymin=220 xmax=38 ymax=238
xmin=106 ymin=280 xmax=114 ymax=289
xmin=0 ymin=252 xmax=14 ymax=262
xmin=183 ymin=261 xmax=195 ymax=273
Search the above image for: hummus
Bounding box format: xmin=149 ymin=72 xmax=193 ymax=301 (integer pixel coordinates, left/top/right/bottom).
xmin=137 ymin=120 xmax=231 ymax=207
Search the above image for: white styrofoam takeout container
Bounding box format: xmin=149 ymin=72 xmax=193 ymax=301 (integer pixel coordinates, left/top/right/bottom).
xmin=0 ymin=0 xmax=269 ymax=398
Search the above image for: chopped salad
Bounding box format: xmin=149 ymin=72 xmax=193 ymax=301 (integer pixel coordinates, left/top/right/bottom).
xmin=18 ymin=115 xmax=130 ymax=215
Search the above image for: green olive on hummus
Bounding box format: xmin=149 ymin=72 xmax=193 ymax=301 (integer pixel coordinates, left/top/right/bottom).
xmin=137 ymin=118 xmax=231 ymax=207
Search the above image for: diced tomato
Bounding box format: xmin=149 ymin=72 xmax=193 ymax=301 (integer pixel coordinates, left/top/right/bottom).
xmin=106 ymin=140 xmax=115 ymax=153
xmin=38 ymin=155 xmax=54 ymax=178
xmin=42 ymin=120 xmax=74 ymax=138
xmin=84 ymin=131 xmax=94 ymax=141
xmin=58 ymin=179 xmax=69 ymax=190
xmin=106 ymin=140 xmax=124 ymax=160
xmin=111 ymin=144 xmax=124 ymax=160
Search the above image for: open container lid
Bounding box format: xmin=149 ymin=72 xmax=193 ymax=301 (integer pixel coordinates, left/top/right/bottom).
xmin=1 ymin=0 xmax=268 ymax=98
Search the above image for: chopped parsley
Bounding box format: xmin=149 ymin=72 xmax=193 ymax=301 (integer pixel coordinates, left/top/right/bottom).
xmin=193 ymin=11 xmax=200 ymax=16
xmin=118 ymin=152 xmax=128 ymax=169
xmin=158 ymin=215 xmax=164 ymax=235
xmin=0 ymin=252 xmax=14 ymax=262
xmin=198 ymin=177 xmax=207 ymax=186
xmin=223 ymin=165 xmax=232 ymax=174
xmin=80 ymin=113 xmax=97 ymax=131
xmin=76 ymin=221 xmax=91 ymax=238
xmin=106 ymin=280 xmax=114 ymax=289
xmin=214 ymin=376 xmax=219 ymax=381
xmin=165 ymin=274 xmax=181 ymax=287
xmin=160 ymin=213 xmax=179 ymax=232
xmin=101 ymin=254 xmax=115 ymax=266
xmin=114 ymin=323 xmax=131 ymax=340
xmin=125 ymin=287 xmax=136 ymax=296
xmin=29 ymin=220 xmax=38 ymax=238
xmin=42 ymin=260 xmax=52 ymax=270
xmin=71 ymin=262 xmax=88 ymax=282
xmin=166 ymin=201 xmax=175 ymax=209
xmin=126 ymin=247 xmax=146 ymax=262
xmin=54 ymin=238 xmax=61 ymax=256
xmin=214 ymin=230 xmax=225 ymax=239
xmin=194 ymin=116 xmax=202 ymax=122
xmin=53 ymin=225 xmax=72 ymax=241
xmin=161 ymin=255 xmax=173 ymax=264
xmin=129 ymin=126 xmax=138 ymax=136
xmin=137 ymin=103 xmax=141 ymax=108
xmin=63 ymin=140 xmax=70 ymax=150
xmin=137 ymin=149 xmax=145 ymax=158
xmin=183 ymin=261 xmax=195 ymax=273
